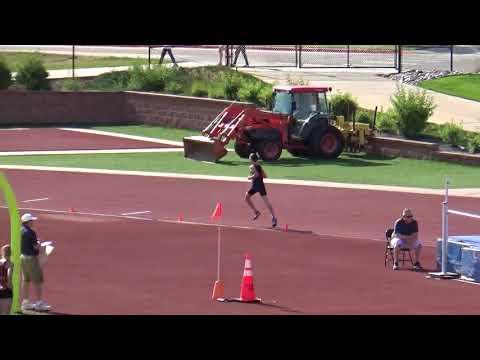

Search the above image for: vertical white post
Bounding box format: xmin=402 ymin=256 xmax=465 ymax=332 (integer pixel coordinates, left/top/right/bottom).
xmin=217 ymin=225 xmax=221 ymax=281
xmin=441 ymin=201 xmax=448 ymax=274
xmin=441 ymin=177 xmax=449 ymax=274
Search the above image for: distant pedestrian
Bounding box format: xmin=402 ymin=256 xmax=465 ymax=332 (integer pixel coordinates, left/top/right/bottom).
xmin=159 ymin=45 xmax=178 ymax=67
xmin=218 ymin=45 xmax=227 ymax=66
xmin=0 ymin=244 xmax=13 ymax=315
xmin=232 ymin=45 xmax=249 ymax=67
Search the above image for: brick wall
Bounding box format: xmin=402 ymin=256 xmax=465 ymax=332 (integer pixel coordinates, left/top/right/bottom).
xmin=124 ymin=91 xmax=253 ymax=130
xmin=366 ymin=136 xmax=480 ymax=166
xmin=365 ymin=136 xmax=439 ymax=160
xmin=0 ymin=91 xmax=130 ymax=126
xmin=0 ymin=90 xmax=252 ymax=130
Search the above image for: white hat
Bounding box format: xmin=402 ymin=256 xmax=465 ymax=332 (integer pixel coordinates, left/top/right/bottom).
xmin=21 ymin=213 xmax=38 ymax=223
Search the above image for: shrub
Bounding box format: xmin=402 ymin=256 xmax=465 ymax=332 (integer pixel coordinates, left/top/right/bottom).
xmin=0 ymin=58 xmax=12 ymax=89
xmin=439 ymin=121 xmax=466 ymax=147
xmin=87 ymin=71 xmax=131 ymax=90
xmin=259 ymin=86 xmax=274 ymax=108
xmin=207 ymin=83 xmax=226 ymax=99
xmin=165 ymin=81 xmax=184 ymax=94
xmin=356 ymin=110 xmax=371 ymax=125
xmin=15 ymin=57 xmax=50 ymax=90
xmin=223 ymin=73 xmax=242 ymax=100
xmin=191 ymin=81 xmax=208 ymax=97
xmin=238 ymin=80 xmax=265 ymax=106
xmin=127 ymin=65 xmax=174 ymax=92
xmin=467 ymin=134 xmax=480 ymax=154
xmin=376 ymin=108 xmax=397 ymax=134
xmin=329 ymin=92 xmax=358 ymax=121
xmin=390 ymin=85 xmax=436 ymax=138
xmin=62 ymin=79 xmax=84 ymax=91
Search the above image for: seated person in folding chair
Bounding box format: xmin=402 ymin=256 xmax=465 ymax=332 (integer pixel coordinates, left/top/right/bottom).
xmin=391 ymin=208 xmax=423 ymax=271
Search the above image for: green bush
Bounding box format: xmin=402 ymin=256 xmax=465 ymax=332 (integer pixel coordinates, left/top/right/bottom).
xmin=207 ymin=83 xmax=226 ymax=99
xmin=259 ymin=86 xmax=274 ymax=108
xmin=467 ymin=134 xmax=480 ymax=154
xmin=191 ymin=81 xmax=208 ymax=97
xmin=165 ymin=81 xmax=184 ymax=94
xmin=15 ymin=57 xmax=50 ymax=90
xmin=390 ymin=85 xmax=436 ymax=138
xmin=238 ymin=80 xmax=265 ymax=106
xmin=223 ymin=73 xmax=242 ymax=100
xmin=329 ymin=92 xmax=358 ymax=121
xmin=126 ymin=65 xmax=173 ymax=92
xmin=439 ymin=122 xmax=466 ymax=147
xmin=356 ymin=111 xmax=371 ymax=125
xmin=376 ymin=108 xmax=397 ymax=134
xmin=87 ymin=71 xmax=130 ymax=90
xmin=0 ymin=58 xmax=12 ymax=89
xmin=62 ymin=79 xmax=84 ymax=91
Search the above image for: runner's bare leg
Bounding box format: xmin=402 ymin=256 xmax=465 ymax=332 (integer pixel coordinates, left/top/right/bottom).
xmin=261 ymin=196 xmax=276 ymax=218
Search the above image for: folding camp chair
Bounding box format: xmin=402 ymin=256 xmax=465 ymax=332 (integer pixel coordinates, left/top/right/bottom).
xmin=384 ymin=228 xmax=414 ymax=268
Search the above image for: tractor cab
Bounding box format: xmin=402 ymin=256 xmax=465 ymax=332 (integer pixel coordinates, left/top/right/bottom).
xmin=271 ymin=85 xmax=333 ymax=141
xmin=272 ymin=85 xmax=331 ymax=120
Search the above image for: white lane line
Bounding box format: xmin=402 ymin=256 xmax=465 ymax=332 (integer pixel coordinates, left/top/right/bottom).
xmin=121 ymin=210 xmax=151 ymax=216
xmin=21 ymin=197 xmax=49 ymax=203
xmin=0 ymin=128 xmax=30 ymax=131
xmin=58 ymin=128 xmax=185 ymax=147
xmin=454 ymin=278 xmax=480 ymax=286
xmin=0 ymin=148 xmax=184 ymax=156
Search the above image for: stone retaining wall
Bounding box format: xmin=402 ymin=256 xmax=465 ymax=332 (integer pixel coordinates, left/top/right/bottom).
xmin=1 ymin=90 xmax=478 ymax=166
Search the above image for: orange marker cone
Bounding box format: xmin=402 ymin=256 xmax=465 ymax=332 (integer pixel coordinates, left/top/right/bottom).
xmin=68 ymin=207 xmax=76 ymax=213
xmin=211 ymin=280 xmax=224 ymax=300
xmin=284 ymin=224 xmax=288 ymax=232
xmin=178 ymin=214 xmax=183 ymax=222
xmin=239 ymin=254 xmax=260 ymax=302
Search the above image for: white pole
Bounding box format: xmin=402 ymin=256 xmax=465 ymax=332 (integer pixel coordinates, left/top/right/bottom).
xmin=217 ymin=225 xmax=221 ymax=281
xmin=441 ymin=201 xmax=448 ymax=274
xmin=441 ymin=177 xmax=449 ymax=274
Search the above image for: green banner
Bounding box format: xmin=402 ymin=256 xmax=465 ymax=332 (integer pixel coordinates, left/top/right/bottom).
xmin=0 ymin=172 xmax=21 ymax=314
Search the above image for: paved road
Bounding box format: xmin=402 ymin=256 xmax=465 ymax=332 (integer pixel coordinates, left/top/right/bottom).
xmin=1 ymin=45 xmax=479 ymax=72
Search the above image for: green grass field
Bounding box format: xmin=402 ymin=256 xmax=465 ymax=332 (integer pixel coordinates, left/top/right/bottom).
xmin=419 ymin=75 xmax=480 ymax=102
xmin=1 ymin=149 xmax=478 ymax=189
xmin=0 ymin=52 xmax=148 ymax=72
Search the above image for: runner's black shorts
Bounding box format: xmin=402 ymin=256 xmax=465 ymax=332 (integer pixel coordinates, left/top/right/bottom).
xmin=247 ymin=182 xmax=267 ymax=196
xmin=0 ymin=288 xmax=13 ymax=299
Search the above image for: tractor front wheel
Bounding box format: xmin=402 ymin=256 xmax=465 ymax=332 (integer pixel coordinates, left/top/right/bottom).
xmin=258 ymin=140 xmax=283 ymax=161
xmin=309 ymin=127 xmax=344 ymax=159
xmin=234 ymin=141 xmax=253 ymax=159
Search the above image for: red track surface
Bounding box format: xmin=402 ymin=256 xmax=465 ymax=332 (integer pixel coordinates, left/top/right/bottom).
xmin=1 ymin=169 xmax=480 ymax=315
xmin=0 ymin=128 xmax=178 ymax=151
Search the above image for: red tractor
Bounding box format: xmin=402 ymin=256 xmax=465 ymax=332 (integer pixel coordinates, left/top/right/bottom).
xmin=183 ymin=85 xmax=346 ymax=162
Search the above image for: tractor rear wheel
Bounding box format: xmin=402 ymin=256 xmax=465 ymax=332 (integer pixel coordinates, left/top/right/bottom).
xmin=258 ymin=140 xmax=283 ymax=161
xmin=234 ymin=141 xmax=253 ymax=159
xmin=309 ymin=127 xmax=344 ymax=159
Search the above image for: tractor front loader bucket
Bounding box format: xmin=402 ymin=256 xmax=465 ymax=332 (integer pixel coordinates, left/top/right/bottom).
xmin=183 ymin=135 xmax=228 ymax=162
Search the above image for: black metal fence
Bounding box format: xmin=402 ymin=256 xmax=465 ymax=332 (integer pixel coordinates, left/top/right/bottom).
xmin=65 ymin=45 xmax=475 ymax=78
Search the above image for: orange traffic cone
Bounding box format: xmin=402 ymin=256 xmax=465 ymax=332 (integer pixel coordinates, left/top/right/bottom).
xmin=211 ymin=280 xmax=224 ymax=301
xmin=68 ymin=207 xmax=76 ymax=213
xmin=178 ymin=213 xmax=184 ymax=222
xmin=239 ymin=254 xmax=261 ymax=303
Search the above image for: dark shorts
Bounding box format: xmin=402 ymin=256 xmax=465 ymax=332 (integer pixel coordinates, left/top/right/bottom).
xmin=0 ymin=288 xmax=13 ymax=299
xmin=247 ymin=182 xmax=267 ymax=196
